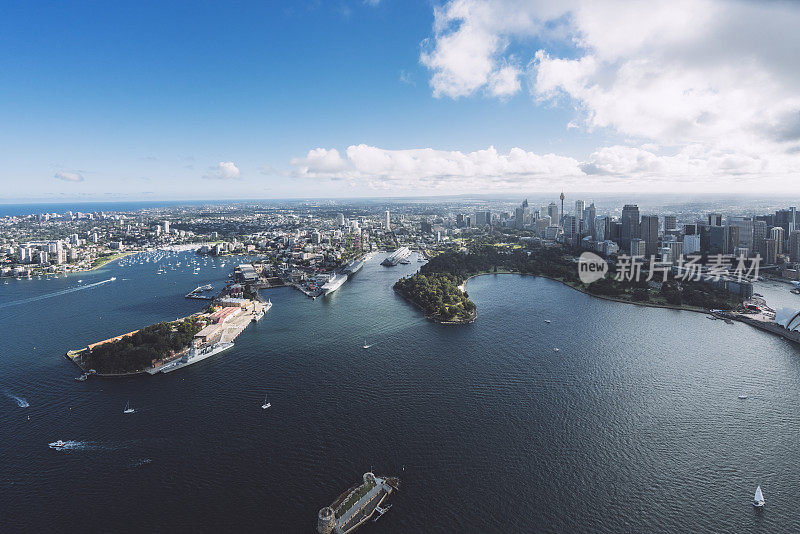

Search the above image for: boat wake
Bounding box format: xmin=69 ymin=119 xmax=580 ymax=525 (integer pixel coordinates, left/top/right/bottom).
xmin=0 ymin=278 xmax=117 ymax=309
xmin=5 ymin=393 xmax=29 ymax=408
xmin=130 ymin=458 xmax=153 ymax=468
xmin=49 ymin=440 xmax=98 ymax=451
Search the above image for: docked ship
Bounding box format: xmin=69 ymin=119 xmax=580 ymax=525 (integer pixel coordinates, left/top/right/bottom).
xmin=155 ymin=342 xmax=234 ymax=374
xmin=251 ymin=299 xmax=272 ymax=322
xmin=342 ymin=259 xmax=364 ymax=275
xmin=321 ymin=273 xmax=347 ymax=295
xmin=381 ymin=247 xmax=411 ymax=266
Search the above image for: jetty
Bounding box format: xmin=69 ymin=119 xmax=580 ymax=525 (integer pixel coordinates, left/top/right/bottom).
xmin=317 ymin=473 xmax=399 ymax=534
xmin=185 ymin=284 xmax=214 ymax=300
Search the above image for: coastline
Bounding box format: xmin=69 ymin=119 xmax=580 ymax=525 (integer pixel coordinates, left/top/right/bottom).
xmin=462 ymin=271 xmax=711 ymax=315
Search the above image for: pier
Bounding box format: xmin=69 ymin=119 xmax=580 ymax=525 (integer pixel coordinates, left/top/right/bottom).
xmin=185 ymin=284 xmax=214 ymax=300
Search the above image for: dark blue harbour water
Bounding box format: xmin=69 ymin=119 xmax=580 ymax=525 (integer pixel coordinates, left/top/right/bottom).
xmin=1 ymin=253 xmax=800 ymax=532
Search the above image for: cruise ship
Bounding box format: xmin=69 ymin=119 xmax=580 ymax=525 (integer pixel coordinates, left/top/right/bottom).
xmin=381 ymin=247 xmax=411 ymax=266
xmin=342 ymin=259 xmax=364 ymax=275
xmin=321 ymin=273 xmax=347 ymax=295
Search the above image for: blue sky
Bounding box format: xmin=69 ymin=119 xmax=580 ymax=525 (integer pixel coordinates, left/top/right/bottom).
xmin=2 ymin=1 xmax=798 ymax=201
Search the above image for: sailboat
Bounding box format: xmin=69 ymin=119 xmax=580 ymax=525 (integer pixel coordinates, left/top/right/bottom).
xmin=262 ymin=395 xmax=271 ymax=409
xmin=753 ymin=485 xmax=765 ymax=507
xmin=363 ymin=340 xmax=372 ymax=349
xmin=123 ymin=401 xmax=135 ymax=414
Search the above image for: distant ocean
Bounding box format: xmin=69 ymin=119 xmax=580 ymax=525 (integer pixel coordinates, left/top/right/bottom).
xmin=0 ymin=201 xmax=232 ymax=218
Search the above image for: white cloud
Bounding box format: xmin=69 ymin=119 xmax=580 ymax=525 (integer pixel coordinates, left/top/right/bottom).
xmin=203 ymin=161 xmax=241 ymax=180
xmin=54 ymin=171 xmax=84 ymax=182
xmin=418 ymin=0 xmax=800 ymax=190
xmin=290 ymin=142 xmax=798 ymax=193
xmin=291 ymin=144 xmax=582 ymax=191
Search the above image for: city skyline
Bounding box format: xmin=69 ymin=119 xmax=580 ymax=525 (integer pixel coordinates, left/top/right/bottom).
xmin=3 ymin=0 xmax=800 ymax=201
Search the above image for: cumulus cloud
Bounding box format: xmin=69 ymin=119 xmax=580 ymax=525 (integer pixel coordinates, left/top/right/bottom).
xmin=54 ymin=171 xmax=84 ymax=182
xmin=419 ymin=0 xmax=800 ymax=187
xmin=291 ymin=144 xmax=583 ymax=191
xmin=203 ymin=161 xmax=241 ymax=180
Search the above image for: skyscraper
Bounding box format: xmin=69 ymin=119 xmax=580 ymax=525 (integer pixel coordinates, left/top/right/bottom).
xmin=584 ymin=203 xmax=596 ymax=234
xmin=547 ymin=202 xmax=558 ymax=222
xmin=575 ymin=200 xmax=585 ymax=218
xmin=639 ymin=215 xmax=659 ymax=257
xmin=385 ymin=210 xmax=391 ymax=230
xmin=621 ymin=204 xmax=640 ymax=252
xmin=664 ymin=215 xmax=677 ymax=232
xmin=559 ymin=192 xmax=565 ymax=226
xmin=790 ymin=231 xmax=800 ymax=263
xmin=770 ymin=226 xmax=785 ymax=254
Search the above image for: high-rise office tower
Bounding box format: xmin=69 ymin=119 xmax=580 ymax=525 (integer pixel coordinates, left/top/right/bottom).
xmin=770 ymin=226 xmax=785 ymax=254
xmin=621 ymin=204 xmax=640 ymax=252
xmin=640 ymin=215 xmax=659 ymax=257
xmin=385 ymin=210 xmax=391 ymax=230
xmin=547 ymin=202 xmax=559 ymax=222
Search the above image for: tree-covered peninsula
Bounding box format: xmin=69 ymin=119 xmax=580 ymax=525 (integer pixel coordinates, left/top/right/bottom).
xmin=395 ymin=244 xmax=738 ymax=323
xmin=81 ymin=318 xmax=202 ymax=374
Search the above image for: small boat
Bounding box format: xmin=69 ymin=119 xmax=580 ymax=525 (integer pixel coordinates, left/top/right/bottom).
xmin=554 ymin=348 xmax=560 ymax=352
xmin=373 ymin=504 xmax=392 ymax=522
xmin=262 ymin=395 xmax=271 ymax=410
xmin=123 ymin=401 xmax=136 ymax=414
xmin=49 ymin=440 xmax=67 ymax=449
xmin=753 ymin=485 xmax=765 ymax=507
xmin=75 ymin=373 xmax=89 ymax=381
xmin=110 ymin=277 xmax=116 ymax=281
xmin=545 ymin=320 xmax=551 ymax=324
xmin=363 ymin=340 xmax=372 ymax=349
xmin=738 ymin=394 xmax=748 ymax=399
xmin=77 ymin=279 xmax=82 ymax=283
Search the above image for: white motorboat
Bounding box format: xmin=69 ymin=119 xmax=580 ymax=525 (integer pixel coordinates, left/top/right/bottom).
xmin=262 ymin=395 xmax=271 ymax=410
xmin=738 ymin=394 xmax=748 ymax=399
xmin=753 ymin=485 xmax=765 ymax=507
xmin=554 ymin=348 xmax=560 ymax=352
xmin=49 ymin=440 xmax=67 ymax=449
